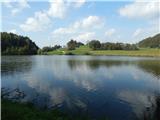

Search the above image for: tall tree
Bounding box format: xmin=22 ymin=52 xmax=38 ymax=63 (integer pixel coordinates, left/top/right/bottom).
xmin=1 ymin=32 xmax=39 ymax=55
xmin=88 ymin=40 xmax=101 ymax=50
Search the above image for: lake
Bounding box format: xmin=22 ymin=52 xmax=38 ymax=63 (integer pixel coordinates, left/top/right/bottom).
xmin=1 ymin=55 xmax=160 ymax=120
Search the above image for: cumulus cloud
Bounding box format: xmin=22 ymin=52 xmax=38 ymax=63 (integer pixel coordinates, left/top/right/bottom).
xmin=81 ymin=16 xmax=102 ymax=29
xmin=47 ymin=0 xmax=67 ymax=19
xmin=52 ymin=15 xmax=102 ymax=43
xmin=20 ymin=11 xmax=51 ymax=32
xmin=74 ymin=32 xmax=95 ymax=42
xmin=53 ymin=27 xmax=75 ymax=35
xmin=119 ymin=1 xmax=159 ymax=19
xmin=3 ymin=0 xmax=30 ymax=15
xmin=52 ymin=15 xmax=102 ymax=35
xmin=20 ymin=0 xmax=86 ymax=32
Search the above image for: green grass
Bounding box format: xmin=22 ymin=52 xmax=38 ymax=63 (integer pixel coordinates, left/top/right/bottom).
xmin=90 ymin=48 xmax=160 ymax=57
xmin=69 ymin=45 xmax=92 ymax=55
xmin=46 ymin=46 xmax=160 ymax=57
xmin=2 ymin=99 xmax=110 ymax=120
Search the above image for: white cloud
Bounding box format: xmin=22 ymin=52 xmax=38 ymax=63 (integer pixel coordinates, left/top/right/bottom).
xmin=66 ymin=15 xmax=102 ymax=30
xmin=133 ymin=28 xmax=142 ymax=37
xmin=119 ymin=1 xmax=159 ymax=19
xmin=105 ymin=28 xmax=116 ymax=37
xmin=53 ymin=27 xmax=75 ymax=35
xmin=51 ymin=15 xmax=103 ymax=44
xmin=3 ymin=0 xmax=30 ymax=15
xmin=20 ymin=11 xmax=50 ymax=32
xmin=81 ymin=16 xmax=102 ymax=29
xmin=8 ymin=29 xmax=17 ymax=34
xmin=47 ymin=0 xmax=86 ymax=18
xmin=74 ymin=32 xmax=95 ymax=42
xmin=52 ymin=15 xmax=102 ymax=35
xmin=20 ymin=0 xmax=86 ymax=32
xmin=47 ymin=0 xmax=66 ymax=19
xmin=51 ymin=15 xmax=102 ymax=43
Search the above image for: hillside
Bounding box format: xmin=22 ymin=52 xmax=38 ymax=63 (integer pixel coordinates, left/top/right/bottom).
xmin=138 ymin=33 xmax=160 ymax=48
xmin=1 ymin=32 xmax=39 ymax=55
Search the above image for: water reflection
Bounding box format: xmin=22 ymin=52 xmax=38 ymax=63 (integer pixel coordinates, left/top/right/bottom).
xmin=1 ymin=56 xmax=33 ymax=75
xmin=67 ymin=59 xmax=128 ymax=69
xmin=67 ymin=58 xmax=160 ymax=79
xmin=1 ymin=56 xmax=160 ymax=120
xmin=137 ymin=60 xmax=160 ymax=79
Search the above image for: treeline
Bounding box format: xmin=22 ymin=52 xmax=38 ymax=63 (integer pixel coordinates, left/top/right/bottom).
xmin=2 ymin=32 xmax=159 ymax=55
xmin=38 ymin=45 xmax=61 ymax=54
xmin=88 ymin=40 xmax=138 ymax=50
xmin=64 ymin=39 xmax=138 ymax=50
xmin=138 ymin=33 xmax=160 ymax=48
xmin=39 ymin=40 xmax=84 ymax=53
xmin=1 ymin=32 xmax=39 ymax=55
xmin=67 ymin=40 xmax=84 ymax=50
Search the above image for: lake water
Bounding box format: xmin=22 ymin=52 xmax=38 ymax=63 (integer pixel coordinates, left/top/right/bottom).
xmin=1 ymin=55 xmax=160 ymax=120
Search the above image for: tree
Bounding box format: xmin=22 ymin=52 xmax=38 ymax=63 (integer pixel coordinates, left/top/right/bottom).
xmin=88 ymin=40 xmax=101 ymax=50
xmin=1 ymin=32 xmax=39 ymax=55
xmin=41 ymin=45 xmax=62 ymax=53
xmin=67 ymin=39 xmax=77 ymax=50
xmin=76 ymin=42 xmax=84 ymax=47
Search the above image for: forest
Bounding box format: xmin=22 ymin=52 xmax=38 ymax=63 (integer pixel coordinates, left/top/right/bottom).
xmin=1 ymin=32 xmax=160 ymax=55
xmin=1 ymin=32 xmax=39 ymax=55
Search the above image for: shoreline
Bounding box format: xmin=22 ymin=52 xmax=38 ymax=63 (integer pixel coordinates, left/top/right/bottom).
xmin=46 ymin=49 xmax=160 ymax=57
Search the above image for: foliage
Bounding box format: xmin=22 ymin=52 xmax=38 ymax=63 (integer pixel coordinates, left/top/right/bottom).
xmin=38 ymin=45 xmax=62 ymax=54
xmin=100 ymin=42 xmax=139 ymax=50
xmin=2 ymin=99 xmax=93 ymax=120
xmin=138 ymin=33 xmax=160 ymax=48
xmin=1 ymin=32 xmax=39 ymax=55
xmin=88 ymin=40 xmax=138 ymax=50
xmin=67 ymin=39 xmax=84 ymax=50
xmin=88 ymin=40 xmax=101 ymax=50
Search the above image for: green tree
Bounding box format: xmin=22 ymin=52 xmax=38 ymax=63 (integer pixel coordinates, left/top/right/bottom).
xmin=67 ymin=39 xmax=77 ymax=50
xmin=88 ymin=40 xmax=101 ymax=50
xmin=1 ymin=32 xmax=39 ymax=55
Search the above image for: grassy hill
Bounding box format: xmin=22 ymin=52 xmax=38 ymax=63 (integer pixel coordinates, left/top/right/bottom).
xmin=46 ymin=45 xmax=160 ymax=57
xmin=138 ymin=34 xmax=160 ymax=48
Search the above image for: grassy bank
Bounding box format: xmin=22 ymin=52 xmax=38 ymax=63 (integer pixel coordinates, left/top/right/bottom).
xmin=2 ymin=100 xmax=71 ymax=120
xmin=47 ymin=46 xmax=160 ymax=57
xmin=2 ymin=99 xmax=110 ymax=120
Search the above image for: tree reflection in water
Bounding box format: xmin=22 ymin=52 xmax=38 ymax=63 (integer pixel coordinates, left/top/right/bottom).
xmin=141 ymin=94 xmax=160 ymax=120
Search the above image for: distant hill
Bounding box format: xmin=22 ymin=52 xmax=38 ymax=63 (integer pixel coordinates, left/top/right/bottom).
xmin=138 ymin=34 xmax=160 ymax=48
xmin=1 ymin=32 xmax=39 ymax=55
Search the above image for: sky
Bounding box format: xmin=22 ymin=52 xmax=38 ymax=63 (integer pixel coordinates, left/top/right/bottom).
xmin=1 ymin=0 xmax=160 ymax=48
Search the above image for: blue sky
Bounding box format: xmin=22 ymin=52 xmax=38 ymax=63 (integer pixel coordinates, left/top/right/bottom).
xmin=1 ymin=0 xmax=160 ymax=48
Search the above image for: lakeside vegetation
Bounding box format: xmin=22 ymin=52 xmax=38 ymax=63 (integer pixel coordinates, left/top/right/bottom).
xmin=1 ymin=87 xmax=110 ymax=120
xmin=2 ymin=99 xmax=96 ymax=120
xmin=41 ymin=33 xmax=160 ymax=57
xmin=1 ymin=32 xmax=160 ymax=57
xmin=1 ymin=32 xmax=39 ymax=55
xmin=46 ymin=46 xmax=160 ymax=57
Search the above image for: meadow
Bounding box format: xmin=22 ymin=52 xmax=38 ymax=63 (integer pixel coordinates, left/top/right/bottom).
xmin=47 ymin=46 xmax=160 ymax=57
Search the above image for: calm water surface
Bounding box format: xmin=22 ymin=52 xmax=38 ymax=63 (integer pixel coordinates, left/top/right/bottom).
xmin=1 ymin=55 xmax=160 ymax=120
